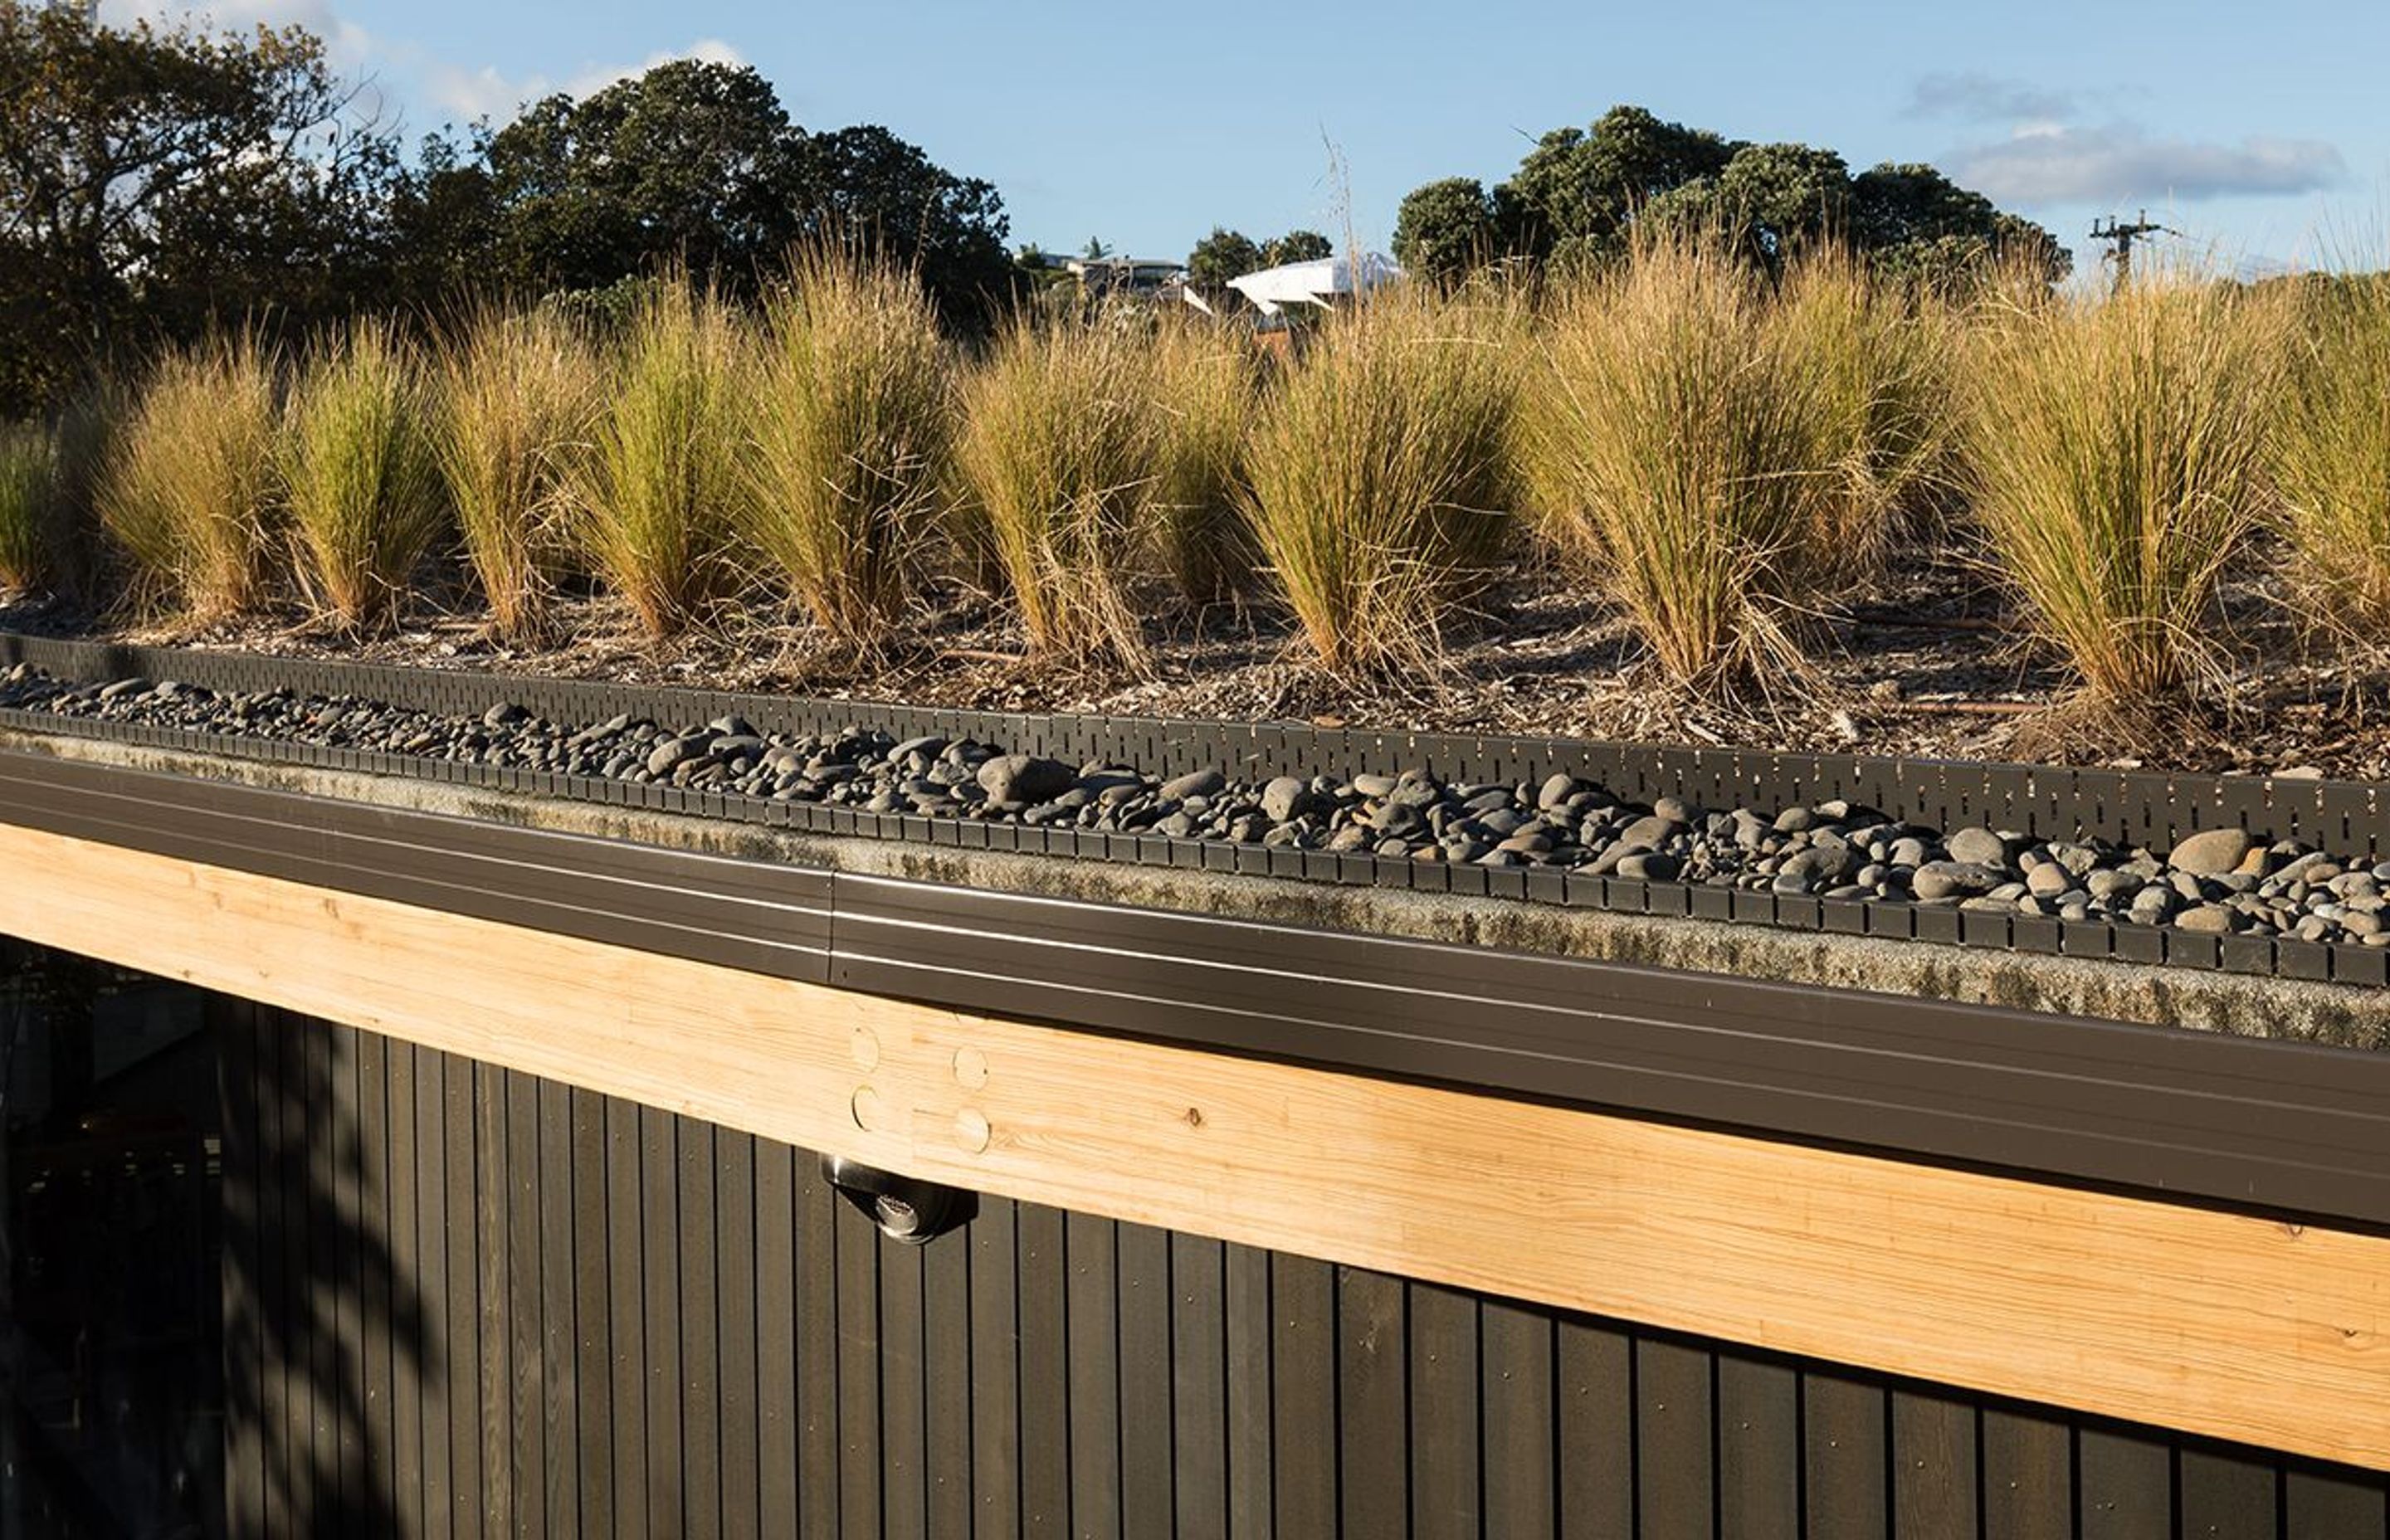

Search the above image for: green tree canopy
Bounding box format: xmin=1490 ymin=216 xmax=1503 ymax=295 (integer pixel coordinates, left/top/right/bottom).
xmin=1391 ymin=177 xmax=1502 ymax=285
xmin=1262 ymin=228 xmax=1332 ymax=266
xmin=1398 ymin=103 xmax=2066 ymax=286
xmin=1186 ymin=226 xmax=1263 ymax=287
xmin=466 ymin=61 xmax=1011 ymax=324
xmin=0 ymin=3 xmax=403 ymax=413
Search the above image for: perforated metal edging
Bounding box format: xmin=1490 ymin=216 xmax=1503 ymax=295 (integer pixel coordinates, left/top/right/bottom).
xmin=5 ymin=745 xmax=2389 ymax=1230
xmin=4 ymin=629 xmax=2388 ymax=989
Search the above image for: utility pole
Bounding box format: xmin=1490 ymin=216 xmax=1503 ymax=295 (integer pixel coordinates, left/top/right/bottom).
xmin=2090 ymin=210 xmax=2175 ymax=293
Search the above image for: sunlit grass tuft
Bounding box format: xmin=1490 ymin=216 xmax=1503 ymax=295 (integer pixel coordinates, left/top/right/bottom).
xmin=97 ymin=334 xmax=282 ymax=618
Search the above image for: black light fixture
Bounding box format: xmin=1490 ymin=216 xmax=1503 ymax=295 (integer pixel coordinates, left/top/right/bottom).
xmin=820 ymin=1154 xmax=975 ymax=1245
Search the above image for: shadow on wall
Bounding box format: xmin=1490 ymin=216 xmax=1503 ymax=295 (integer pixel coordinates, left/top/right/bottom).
xmin=216 ymin=998 xmax=431 ymax=1538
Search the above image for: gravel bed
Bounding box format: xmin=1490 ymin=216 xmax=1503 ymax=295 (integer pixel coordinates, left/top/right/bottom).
xmin=8 ymin=661 xmax=2390 ymax=950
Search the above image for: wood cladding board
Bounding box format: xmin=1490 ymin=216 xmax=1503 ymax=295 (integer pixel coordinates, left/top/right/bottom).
xmin=2 ymin=821 xmax=2387 ymax=1471
xmin=216 ymin=1005 xmax=2390 ymax=1540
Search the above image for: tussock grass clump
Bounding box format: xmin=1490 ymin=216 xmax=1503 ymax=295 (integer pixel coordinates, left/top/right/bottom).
xmin=1146 ymin=316 xmax=1257 ymax=603
xmin=577 ymin=279 xmax=751 ymax=637
xmin=434 ymin=308 xmax=601 ymax=641
xmin=1517 ymin=237 xmax=1842 ymax=689
xmin=1241 ymin=289 xmax=1515 ymax=672
xmin=955 ymin=319 xmax=1161 ymax=662
xmin=745 ymin=247 xmax=952 ymax=646
xmin=2270 ymin=273 xmax=2390 ymax=638
xmin=283 ymin=318 xmax=446 ymax=628
xmin=0 ymin=423 xmax=59 ymax=592
xmin=1967 ymin=275 xmax=2280 ymax=705
xmin=1778 ymin=248 xmax=1961 ymax=566
xmin=98 ymin=334 xmax=281 ymax=617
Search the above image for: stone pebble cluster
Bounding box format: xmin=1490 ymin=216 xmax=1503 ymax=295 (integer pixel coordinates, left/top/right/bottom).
xmin=7 ymin=662 xmax=2390 ymax=948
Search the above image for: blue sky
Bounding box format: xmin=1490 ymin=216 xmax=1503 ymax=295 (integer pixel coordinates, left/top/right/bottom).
xmin=108 ymin=0 xmax=2390 ymax=275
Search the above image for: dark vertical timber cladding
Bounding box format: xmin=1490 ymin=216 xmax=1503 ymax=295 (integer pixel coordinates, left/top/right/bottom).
xmin=834 ymin=1183 xmax=885 ymax=1540
xmin=882 ymin=1222 xmax=929 ymax=1540
xmin=1408 ymin=1282 xmax=1480 ymax=1540
xmin=1485 ymin=1298 xmax=1560 ymax=1537
xmin=1715 ymin=1352 xmax=1800 ymax=1540
xmin=1634 ymin=1337 xmax=1714 ymax=1540
xmin=539 ymin=1078 xmax=581 ymax=1537
xmin=794 ymin=1153 xmax=841 ymax=1540
xmin=1804 ymin=1370 xmax=1890 ymax=1540
xmin=1066 ymin=1209 xmax=1123 ymax=1539
xmin=752 ymin=1138 xmax=798 ymax=1540
xmin=505 ymin=1069 xmax=545 ymax=1539
xmin=215 ymin=1022 xmax=2390 ymax=1540
xmin=1117 ymin=1223 xmax=1176 ymax=1539
xmin=1016 ymin=1204 xmax=1071 ymax=1537
xmin=679 ymin=1118 xmax=722 ymax=1540
xmin=969 ymin=1196 xmax=1023 ymax=1540
xmin=1222 ymin=1240 xmax=1275 ymax=1540
xmin=568 ymin=1088 xmax=611 ymax=1540
xmin=415 ymin=1044 xmax=452 ymax=1540
xmin=924 ymin=1215 xmax=976 ymax=1540
xmin=2080 ymin=1425 xmax=2175 ymax=1540
xmin=603 ymin=1096 xmax=646 ymax=1540
xmin=358 ymin=1031 xmax=396 ymax=1538
xmin=2179 ymin=1445 xmax=2280 ymax=1538
xmin=1557 ymin=1318 xmax=1635 ymax=1540
xmin=1894 ymin=1387 xmax=1982 ymax=1540
xmin=2285 ymin=1465 xmax=2390 ymax=1538
xmin=716 ymin=1129 xmax=762 ymax=1540
xmin=278 ymin=1013 xmax=317 ymax=1533
xmin=216 ymin=1001 xmax=266 ymax=1540
xmin=1334 ymin=1266 xmax=1407 ymax=1540
xmin=1170 ymin=1232 xmax=1228 ymax=1540
xmin=445 ymin=1056 xmax=484 ymax=1540
xmin=1271 ymin=1254 xmax=1339 ymax=1539
xmin=472 ymin=1062 xmax=510 ymax=1538
xmin=641 ymin=1105 xmax=685 ymax=1536
xmin=386 ymin=1034 xmax=424 ymax=1540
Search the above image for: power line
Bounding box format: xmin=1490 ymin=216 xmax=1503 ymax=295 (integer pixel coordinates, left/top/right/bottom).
xmin=2089 ymin=209 xmax=2178 ymax=293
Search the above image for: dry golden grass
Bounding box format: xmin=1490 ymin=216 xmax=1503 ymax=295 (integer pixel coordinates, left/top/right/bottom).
xmin=573 ymin=276 xmax=751 ymax=638
xmin=1241 ymin=286 xmax=1517 ymax=673
xmin=282 ymin=317 xmax=447 ymax=628
xmin=1145 ymin=314 xmax=1258 ymax=603
xmin=1965 ymin=271 xmax=2282 ymax=705
xmin=744 ymin=246 xmax=953 ymax=646
xmin=97 ymin=333 xmax=282 ymax=618
xmin=954 ymin=319 xmax=1161 ymax=662
xmin=433 ymin=307 xmax=602 ymax=641
xmin=1516 ymin=236 xmax=1845 ymax=690
xmin=2271 ymin=272 xmax=2390 ymax=639
xmin=0 ymin=422 xmax=56 ymax=592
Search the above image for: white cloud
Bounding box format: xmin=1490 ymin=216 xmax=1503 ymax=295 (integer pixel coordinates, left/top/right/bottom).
xmin=423 ymin=37 xmax=749 ymax=123
xmin=1904 ymin=69 xmax=2345 ymax=207
xmin=1948 ymin=123 xmax=2344 ymax=204
xmin=1903 ymin=71 xmax=2079 ymax=128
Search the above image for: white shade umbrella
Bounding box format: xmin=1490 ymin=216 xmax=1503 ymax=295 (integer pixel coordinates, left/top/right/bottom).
xmin=1226 ymin=251 xmax=1404 ymax=315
